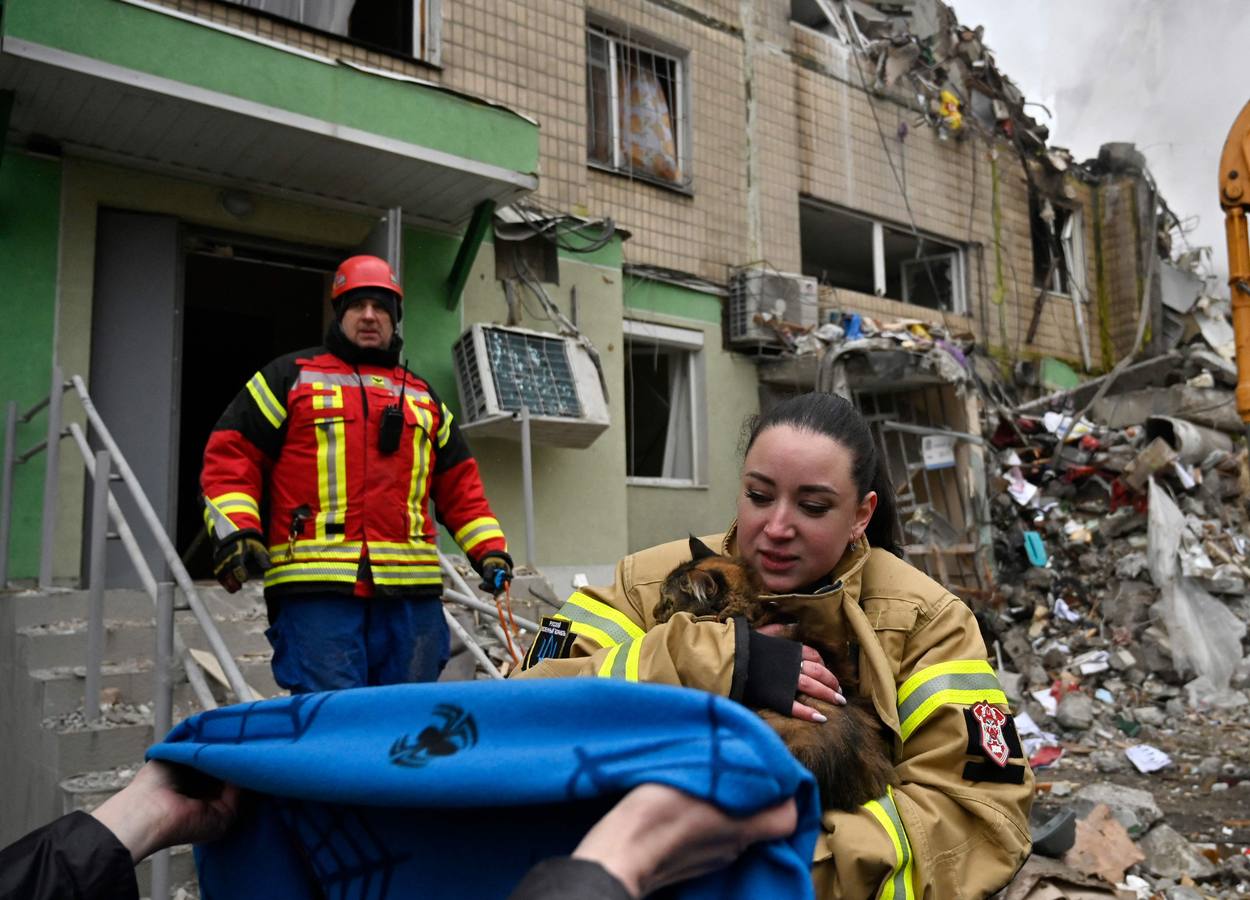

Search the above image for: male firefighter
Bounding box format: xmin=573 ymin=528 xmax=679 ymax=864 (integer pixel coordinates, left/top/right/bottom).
xmin=200 ymin=254 xmax=512 ymax=692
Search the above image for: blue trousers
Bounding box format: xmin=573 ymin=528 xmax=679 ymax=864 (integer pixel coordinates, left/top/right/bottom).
xmin=265 ymin=593 xmax=450 ymax=693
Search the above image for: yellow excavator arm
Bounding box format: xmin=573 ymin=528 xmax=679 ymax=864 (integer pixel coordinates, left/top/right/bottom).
xmin=1219 ymin=99 xmax=1250 ymax=442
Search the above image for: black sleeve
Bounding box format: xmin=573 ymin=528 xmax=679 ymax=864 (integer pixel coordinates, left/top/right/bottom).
xmin=733 ymin=620 xmax=803 ymax=715
xmin=0 ymin=811 xmax=138 ymax=900
xmin=209 ymin=349 xmax=306 ymax=462
xmin=507 ymin=857 xmax=634 ymax=900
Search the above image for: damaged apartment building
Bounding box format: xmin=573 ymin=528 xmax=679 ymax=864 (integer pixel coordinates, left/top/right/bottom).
xmin=0 ymin=0 xmax=1184 ymax=599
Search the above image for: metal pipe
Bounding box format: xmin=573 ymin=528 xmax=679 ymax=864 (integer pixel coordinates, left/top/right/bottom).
xmin=879 ymin=421 xmax=986 ymax=445
xmin=154 ymin=582 xmax=174 ymax=740
xmin=84 ymin=451 xmax=110 ymax=723
xmin=152 ymin=583 xmax=180 ymax=900
xmin=70 ymin=376 xmax=255 ymax=702
xmin=443 ymin=586 xmax=539 ymax=633
xmin=443 ymin=607 xmax=502 ymax=679
xmin=1 ymin=401 xmax=17 ymax=587
xmin=520 ymin=404 xmax=536 ymax=568
xmin=39 ymin=365 xmax=63 ymax=589
xmin=19 ymin=393 xmax=51 ymax=424
xmin=68 ymin=424 xmax=216 ymax=711
xmin=16 ymin=440 xmax=49 ymax=465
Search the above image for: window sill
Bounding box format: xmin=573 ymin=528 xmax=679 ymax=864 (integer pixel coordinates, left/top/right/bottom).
xmin=588 ymin=161 xmax=694 ymax=197
xmin=627 ymin=477 xmax=709 ymax=489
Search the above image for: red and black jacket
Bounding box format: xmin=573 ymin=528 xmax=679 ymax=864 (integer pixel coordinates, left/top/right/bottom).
xmin=201 ymin=328 xmax=507 ymax=598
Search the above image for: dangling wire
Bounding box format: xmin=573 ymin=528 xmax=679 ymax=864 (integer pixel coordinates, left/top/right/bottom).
xmin=494 ymin=581 xmax=521 ymax=667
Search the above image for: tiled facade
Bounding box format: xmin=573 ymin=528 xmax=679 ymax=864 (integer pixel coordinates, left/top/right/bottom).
xmin=160 ymin=0 xmax=1151 ymax=370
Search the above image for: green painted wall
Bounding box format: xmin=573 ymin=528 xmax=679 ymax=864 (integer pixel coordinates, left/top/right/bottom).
xmin=622 ymin=274 xmax=722 ymax=324
xmin=622 ymin=278 xmax=757 ymax=554
xmin=0 ymin=152 xmax=60 ymax=579
xmin=458 ymin=239 xmax=630 ymax=572
xmin=399 ymin=227 xmax=466 ymax=407
xmin=4 ymin=0 xmax=538 ymax=175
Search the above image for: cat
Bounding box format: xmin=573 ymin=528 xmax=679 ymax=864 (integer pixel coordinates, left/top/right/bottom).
xmin=654 ymin=536 xmax=897 ymax=812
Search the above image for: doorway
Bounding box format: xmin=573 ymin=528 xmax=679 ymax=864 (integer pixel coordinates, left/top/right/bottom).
xmin=176 ymin=237 xmax=336 ymax=578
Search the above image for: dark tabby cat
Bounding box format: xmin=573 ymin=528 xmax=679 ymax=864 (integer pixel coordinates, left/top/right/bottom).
xmin=655 ymin=536 xmax=897 ymax=812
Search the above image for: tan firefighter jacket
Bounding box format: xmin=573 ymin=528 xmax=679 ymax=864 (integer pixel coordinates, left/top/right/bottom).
xmin=515 ymin=528 xmax=1033 ymax=899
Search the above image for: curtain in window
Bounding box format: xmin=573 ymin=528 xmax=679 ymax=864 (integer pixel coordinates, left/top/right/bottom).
xmin=661 ymin=357 xmax=693 ymax=480
xmin=241 ymin=0 xmax=355 ymax=35
xmin=619 ymin=66 xmax=681 ymax=183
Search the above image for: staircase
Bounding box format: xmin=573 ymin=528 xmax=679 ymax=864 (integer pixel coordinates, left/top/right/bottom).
xmin=0 ymin=581 xmax=277 ymax=896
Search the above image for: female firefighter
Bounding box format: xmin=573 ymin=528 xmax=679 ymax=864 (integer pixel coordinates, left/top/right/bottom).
xmin=515 ymin=392 xmax=1032 ymax=898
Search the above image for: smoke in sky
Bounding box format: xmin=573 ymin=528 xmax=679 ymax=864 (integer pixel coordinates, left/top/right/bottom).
xmin=950 ymin=0 xmax=1250 ymax=290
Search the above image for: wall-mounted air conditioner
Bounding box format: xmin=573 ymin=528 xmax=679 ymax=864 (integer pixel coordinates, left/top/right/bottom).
xmin=726 ymin=268 xmax=818 ymax=348
xmin=452 ymin=324 xmax=610 ymax=449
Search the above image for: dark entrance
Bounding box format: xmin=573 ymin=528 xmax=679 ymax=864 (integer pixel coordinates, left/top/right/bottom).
xmin=176 ymin=237 xmax=336 ymax=578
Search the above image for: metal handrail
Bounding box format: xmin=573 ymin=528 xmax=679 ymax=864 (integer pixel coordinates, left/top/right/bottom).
xmin=0 ymin=366 xmax=253 ymax=717
xmin=70 ymin=376 xmax=256 ymax=702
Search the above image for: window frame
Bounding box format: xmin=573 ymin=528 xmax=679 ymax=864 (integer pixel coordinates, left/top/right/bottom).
xmin=215 ymin=0 xmax=443 ymax=67
xmin=799 ymin=199 xmax=970 ymax=315
xmin=586 ymin=20 xmax=692 ymax=192
xmin=622 ymin=319 xmax=706 ymax=488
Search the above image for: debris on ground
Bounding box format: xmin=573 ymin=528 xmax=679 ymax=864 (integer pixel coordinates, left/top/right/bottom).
xmin=976 ymin=288 xmax=1250 ymax=895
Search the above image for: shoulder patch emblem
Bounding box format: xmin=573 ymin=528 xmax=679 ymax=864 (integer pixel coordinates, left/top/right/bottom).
xmin=970 ymin=700 xmax=1009 ymax=767
xmin=522 ymin=616 xmax=575 ymax=670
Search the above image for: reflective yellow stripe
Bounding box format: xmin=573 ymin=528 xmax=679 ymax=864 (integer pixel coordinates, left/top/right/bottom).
xmin=437 ymin=403 xmax=453 ymax=447
xmin=313 ymin=416 xmax=347 ymax=541
xmin=406 ymin=397 xmax=432 ymax=541
xmin=209 ymin=492 xmax=260 ymax=518
xmin=455 ymin=517 xmax=505 ymax=554
xmin=245 ymin=373 xmax=286 ymax=429
xmin=311 ymin=382 xmax=343 ymax=409
xmin=558 ymin=615 xmax=617 ymax=650
xmin=897 ymin=660 xmax=1006 ymax=741
xmin=863 ymin=786 xmax=914 ymax=900
xmin=558 ymin=592 xmax=646 ymax=643
xmin=597 ymin=643 xmax=623 ymax=677
xmin=454 ymin=516 xmax=498 ymax=543
xmin=264 ymin=563 xmax=360 ymax=586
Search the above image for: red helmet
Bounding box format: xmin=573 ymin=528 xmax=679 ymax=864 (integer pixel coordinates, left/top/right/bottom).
xmin=331 ymin=255 xmax=403 ymax=302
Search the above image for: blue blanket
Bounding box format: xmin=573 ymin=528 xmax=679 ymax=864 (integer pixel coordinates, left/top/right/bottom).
xmin=147 ymin=679 xmax=820 ymax=900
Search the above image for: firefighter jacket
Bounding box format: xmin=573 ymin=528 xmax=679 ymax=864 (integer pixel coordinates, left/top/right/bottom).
xmin=201 ymin=328 xmax=507 ymax=598
xmin=515 ymin=527 xmax=1033 ymax=899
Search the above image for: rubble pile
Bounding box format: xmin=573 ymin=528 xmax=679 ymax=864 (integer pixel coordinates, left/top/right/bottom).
xmin=980 ymin=307 xmax=1250 ymax=895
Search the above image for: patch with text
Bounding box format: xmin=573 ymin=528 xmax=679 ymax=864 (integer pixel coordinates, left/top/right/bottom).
xmin=522 ymin=616 xmax=575 ymax=670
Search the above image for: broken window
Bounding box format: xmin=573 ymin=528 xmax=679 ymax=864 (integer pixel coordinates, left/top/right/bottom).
xmin=799 ymin=200 xmax=967 ymax=313
xmin=623 ymin=320 xmax=704 ymax=483
xmin=587 ymin=24 xmax=689 ymax=188
xmin=229 ymin=0 xmax=440 ymax=63
xmin=790 ymin=0 xmax=846 ymax=39
xmin=1030 ymin=192 xmax=1085 ymax=297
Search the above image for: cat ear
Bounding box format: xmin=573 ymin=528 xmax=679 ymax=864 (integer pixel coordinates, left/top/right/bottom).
xmin=688 ymin=534 xmax=718 ymax=560
xmin=686 ymin=569 xmax=718 ymax=602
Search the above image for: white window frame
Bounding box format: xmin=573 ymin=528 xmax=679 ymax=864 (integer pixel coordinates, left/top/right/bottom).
xmin=586 ymin=21 xmax=691 ymax=190
xmin=623 ymin=320 xmax=706 ymax=488
xmin=802 ymin=199 xmax=969 ymax=314
xmin=205 ymin=0 xmax=442 ymax=66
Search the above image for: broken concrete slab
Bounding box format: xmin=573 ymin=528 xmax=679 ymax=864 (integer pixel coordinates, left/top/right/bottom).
xmin=1137 ymin=823 xmax=1217 ymax=881
xmin=1071 ymin=783 xmax=1163 ymax=837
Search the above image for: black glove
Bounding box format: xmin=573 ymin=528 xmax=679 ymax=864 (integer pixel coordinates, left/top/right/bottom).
xmin=213 ymin=529 xmax=271 ymax=593
xmin=478 ymin=552 xmax=514 ymax=596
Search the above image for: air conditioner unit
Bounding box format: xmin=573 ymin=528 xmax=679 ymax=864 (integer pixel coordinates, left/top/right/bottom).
xmin=727 ymin=268 xmax=819 ymax=348
xmin=452 ymin=323 xmax=610 ymax=449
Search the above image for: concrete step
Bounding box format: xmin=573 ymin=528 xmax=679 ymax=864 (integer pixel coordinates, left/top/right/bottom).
xmin=31 ymin=652 xmax=284 ymax=719
xmin=16 ymin=617 xmax=271 ymax=669
xmin=8 ymin=587 xmax=157 ymax=629
xmin=7 ymin=583 xmax=267 ymax=630
xmin=51 ymin=718 xmax=155 ymax=778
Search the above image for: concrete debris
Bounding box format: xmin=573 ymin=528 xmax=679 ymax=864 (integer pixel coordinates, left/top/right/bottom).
xmin=982 ymin=291 xmax=1250 ymax=896
xmin=1138 ymin=824 xmax=1219 ymax=881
